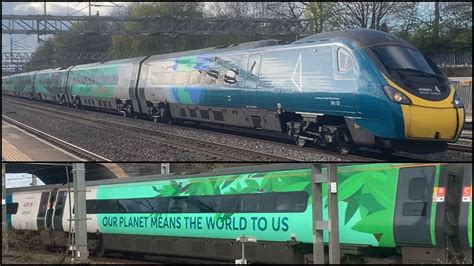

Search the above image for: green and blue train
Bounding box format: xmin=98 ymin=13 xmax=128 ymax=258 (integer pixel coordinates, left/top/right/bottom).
xmin=1 ymin=29 xmax=465 ymax=154
xmin=6 ymin=163 xmax=472 ymax=263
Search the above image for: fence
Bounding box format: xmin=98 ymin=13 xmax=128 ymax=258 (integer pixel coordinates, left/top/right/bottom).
xmin=429 ymin=51 xmax=472 ymax=67
xmin=450 ymin=77 xmax=472 ymax=122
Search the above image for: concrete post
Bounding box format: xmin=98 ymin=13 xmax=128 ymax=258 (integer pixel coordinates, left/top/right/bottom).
xmin=312 ymin=163 xmax=340 ymax=264
xmin=311 ymin=164 xmax=325 ymax=264
xmin=161 ymin=163 xmax=170 ymax=174
xmin=2 ymin=163 xmax=7 ymax=254
xmin=327 ymin=163 xmax=340 ymax=264
xmin=73 ymin=163 xmax=88 ymax=263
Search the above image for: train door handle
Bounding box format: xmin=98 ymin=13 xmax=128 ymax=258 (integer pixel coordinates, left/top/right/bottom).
xmin=227 ymin=95 xmax=231 ymax=102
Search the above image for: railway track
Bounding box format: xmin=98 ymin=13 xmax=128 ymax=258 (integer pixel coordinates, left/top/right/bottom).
xmin=2 ymin=114 xmax=111 ymax=162
xmin=447 ymin=143 xmax=472 ymax=152
xmin=3 ymin=98 xmax=307 ymax=161
xmin=6 ymin=97 xmax=468 ymax=161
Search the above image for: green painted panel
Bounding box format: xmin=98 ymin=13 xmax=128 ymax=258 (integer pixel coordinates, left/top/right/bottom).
xmin=96 ymin=163 xmax=409 ymax=247
xmin=69 ymin=66 xmax=119 ymax=98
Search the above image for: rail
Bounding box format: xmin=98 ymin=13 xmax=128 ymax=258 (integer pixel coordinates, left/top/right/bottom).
xmin=449 ymin=77 xmax=472 ymax=122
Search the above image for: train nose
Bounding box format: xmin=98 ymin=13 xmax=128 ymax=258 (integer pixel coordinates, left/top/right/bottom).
xmin=402 ymin=104 xmax=464 ymax=140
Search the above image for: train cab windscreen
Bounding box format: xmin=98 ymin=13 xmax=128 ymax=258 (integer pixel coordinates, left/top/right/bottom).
xmin=371 ymin=45 xmax=450 ymax=101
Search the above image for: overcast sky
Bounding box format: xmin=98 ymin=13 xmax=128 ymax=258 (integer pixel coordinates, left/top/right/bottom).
xmin=2 ymin=2 xmax=134 ymax=55
xmin=2 ymin=2 xmax=216 ymax=56
xmin=6 ymin=173 xmax=45 ymax=188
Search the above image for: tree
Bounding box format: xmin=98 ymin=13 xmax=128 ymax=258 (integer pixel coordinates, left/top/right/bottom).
xmin=302 ymin=2 xmax=337 ymax=33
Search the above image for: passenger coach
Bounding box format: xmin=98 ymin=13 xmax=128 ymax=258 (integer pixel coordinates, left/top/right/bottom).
xmin=2 ymin=29 xmax=465 ymax=154
xmin=6 ymin=163 xmax=472 ymax=263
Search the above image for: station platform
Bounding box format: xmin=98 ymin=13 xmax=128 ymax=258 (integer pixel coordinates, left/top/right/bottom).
xmin=2 ymin=121 xmax=83 ymax=161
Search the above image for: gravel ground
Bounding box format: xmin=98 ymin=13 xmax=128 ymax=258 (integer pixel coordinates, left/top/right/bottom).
xmin=2 ymin=100 xmax=350 ymax=161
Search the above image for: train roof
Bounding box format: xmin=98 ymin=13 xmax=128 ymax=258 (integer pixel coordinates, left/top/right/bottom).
xmin=294 ymin=28 xmax=415 ymax=49
xmin=35 ymin=66 xmax=72 ymax=75
xmin=144 ymin=39 xmax=282 ymax=62
xmin=6 ymin=163 xmax=367 ymax=193
xmin=70 ymin=56 xmax=147 ymax=70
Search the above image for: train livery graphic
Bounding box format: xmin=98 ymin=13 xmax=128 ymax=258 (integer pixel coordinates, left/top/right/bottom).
xmin=1 ymin=29 xmax=465 ymax=154
xmin=6 ymin=163 xmax=472 ymax=263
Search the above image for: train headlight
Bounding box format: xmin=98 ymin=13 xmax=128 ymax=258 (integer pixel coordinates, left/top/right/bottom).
xmin=453 ymin=90 xmax=464 ymax=108
xmin=383 ymin=85 xmax=411 ymax=105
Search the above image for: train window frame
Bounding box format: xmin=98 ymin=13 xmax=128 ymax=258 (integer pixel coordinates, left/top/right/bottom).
xmin=84 ymin=191 xmax=308 ymax=214
xmin=7 ymin=202 xmax=19 ymax=215
xmin=408 ymin=177 xmax=427 ymax=201
xmin=337 ymin=47 xmax=354 ymax=73
xmin=239 ymin=194 xmax=261 ymax=212
xmin=224 ymin=68 xmax=239 ymax=85
xmin=189 ymin=70 xmax=202 ymax=84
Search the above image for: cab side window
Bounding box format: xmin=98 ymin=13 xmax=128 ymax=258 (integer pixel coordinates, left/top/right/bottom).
xmin=337 ymin=48 xmax=354 ymax=72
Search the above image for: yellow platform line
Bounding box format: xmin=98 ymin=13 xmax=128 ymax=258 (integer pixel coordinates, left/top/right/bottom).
xmin=2 ymin=138 xmax=32 ymax=161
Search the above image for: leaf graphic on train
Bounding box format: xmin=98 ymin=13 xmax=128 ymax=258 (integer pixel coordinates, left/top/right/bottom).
xmin=279 ymin=181 xmax=308 ymax=192
xmin=170 ymin=180 xmax=180 ymax=191
xmin=196 ymin=180 xmax=214 ymax=195
xmin=221 ymin=176 xmax=238 ymax=190
xmin=235 ymin=180 xmax=243 ymax=192
xmin=152 ymin=185 xmax=160 ymax=193
xmin=338 ymin=172 xmax=369 ymax=200
xmin=352 ymin=210 xmax=394 ymax=246
xmin=344 ymin=200 xmax=359 ymax=225
xmin=185 ymin=183 xmax=199 ymax=195
xmin=160 ymin=185 xmax=176 ymax=196
xmin=360 ymin=176 xmax=394 ymax=209
xmin=222 ymin=212 xmax=234 ymax=220
xmin=353 ymin=191 xmax=385 ymax=215
xmin=245 ymin=179 xmax=260 ymax=191
xmin=261 ymin=176 xmax=273 ymax=192
xmin=249 ymin=172 xmax=267 ymax=178
xmin=280 ymin=174 xmax=309 ymax=186
xmin=240 ymin=186 xmax=255 ymax=194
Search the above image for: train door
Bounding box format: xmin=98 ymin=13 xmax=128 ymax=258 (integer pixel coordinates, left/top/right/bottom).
xmin=45 ymin=188 xmax=57 ymax=230
xmin=52 ymin=191 xmax=67 ymax=231
xmin=36 ymin=191 xmax=50 ymax=230
xmin=332 ymin=46 xmax=357 ymax=113
xmin=394 ymin=166 xmax=436 ymax=245
xmin=246 ymin=53 xmax=262 ymax=90
xmin=458 ymin=164 xmax=472 ymax=259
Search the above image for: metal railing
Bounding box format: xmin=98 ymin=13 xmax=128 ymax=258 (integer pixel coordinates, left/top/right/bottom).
xmin=450 ymin=77 xmax=472 ymax=122
xmin=430 ymin=51 xmax=472 ymax=67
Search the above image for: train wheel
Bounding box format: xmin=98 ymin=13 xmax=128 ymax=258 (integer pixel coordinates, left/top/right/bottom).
xmin=336 ymin=128 xmax=354 ymax=155
xmin=95 ymin=241 xmax=107 ymax=258
xmin=295 ymin=136 xmax=307 ymax=147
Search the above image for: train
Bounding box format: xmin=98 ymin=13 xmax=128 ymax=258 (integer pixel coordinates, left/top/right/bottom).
xmin=2 ymin=29 xmax=465 ymax=154
xmin=6 ymin=163 xmax=472 ymax=263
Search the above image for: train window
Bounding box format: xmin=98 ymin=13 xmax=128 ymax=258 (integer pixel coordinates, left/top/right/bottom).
xmin=250 ymin=61 xmax=259 ymax=76
xmin=169 ymin=197 xmax=187 ymax=212
xmin=162 ymin=72 xmax=173 ymax=84
xmin=220 ymin=195 xmax=238 ymax=213
xmin=337 ymin=48 xmax=353 ymax=72
xmin=205 ymin=70 xmax=219 ymax=84
xmin=239 ymin=195 xmax=260 ymax=212
xmin=224 ymin=69 xmax=239 ymax=84
xmin=409 ymin=178 xmax=426 ymax=200
xmin=38 ymin=192 xmax=50 ymax=217
xmin=84 ymin=192 xmax=307 ymax=214
xmin=150 ymin=71 xmax=164 ymax=85
xmin=196 ymin=196 xmax=220 ymax=212
xmin=276 ymin=192 xmax=308 ymax=212
xmin=7 ymin=203 xmax=18 ymax=215
xmin=175 ymin=72 xmax=189 ymax=85
xmin=189 ymin=71 xmax=202 ymax=84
